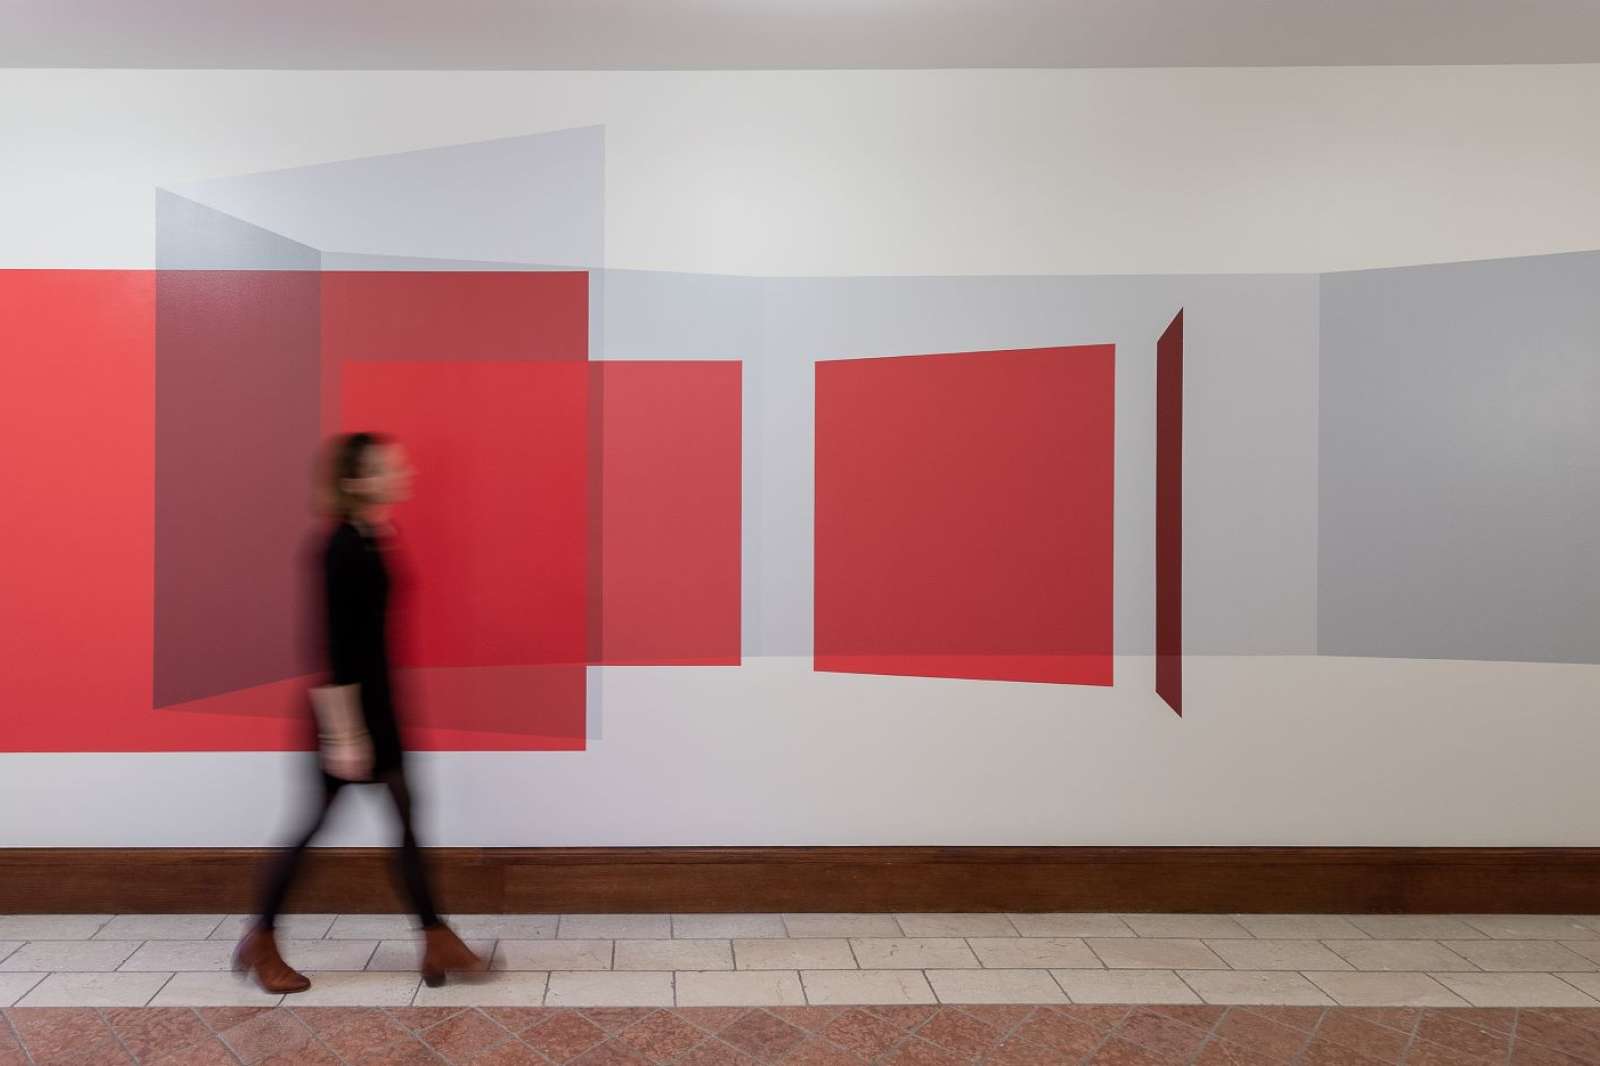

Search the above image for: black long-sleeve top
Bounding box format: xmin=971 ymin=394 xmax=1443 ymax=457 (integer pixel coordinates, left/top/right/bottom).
xmin=324 ymin=520 xmax=404 ymax=772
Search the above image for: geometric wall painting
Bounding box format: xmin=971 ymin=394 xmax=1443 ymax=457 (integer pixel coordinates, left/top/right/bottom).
xmin=154 ymin=268 xmax=323 ymax=712
xmin=136 ymin=251 xmax=744 ymax=751
xmin=331 ymin=284 xmax=744 ymax=742
xmin=6 ymin=128 xmax=744 ymax=755
xmin=322 ymin=270 xmax=589 ymax=363
xmin=594 ymin=360 xmax=743 ymax=667
xmin=17 ymin=112 xmax=1592 ymax=757
xmin=1156 ymin=310 xmax=1183 ymax=715
xmin=0 ymin=267 xmax=301 ymax=752
xmin=323 ymin=271 xmax=591 ymax=675
xmin=1318 ymin=252 xmax=1600 ymax=665
xmin=815 ymin=345 xmax=1115 ymax=685
xmin=166 ymin=126 xmax=604 ymax=270
xmin=339 ymin=361 xmax=593 ymax=670
xmin=340 ymin=359 xmax=592 ymax=746
xmin=0 ymin=270 xmax=150 ymax=750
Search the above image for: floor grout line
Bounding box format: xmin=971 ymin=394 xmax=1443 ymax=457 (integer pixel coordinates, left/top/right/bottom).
xmin=145 ymin=970 xmax=177 ymax=1007
xmin=97 ymin=1005 xmax=145 ymax=1064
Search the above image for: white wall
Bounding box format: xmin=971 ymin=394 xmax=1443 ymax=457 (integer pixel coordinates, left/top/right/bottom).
xmin=6 ymin=656 xmax=1600 ymax=846
xmin=3 ymin=66 xmax=1600 ymax=275
xmin=3 ymin=65 xmax=1599 ymax=846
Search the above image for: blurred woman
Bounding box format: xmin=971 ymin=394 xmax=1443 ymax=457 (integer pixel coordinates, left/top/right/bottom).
xmin=234 ymin=432 xmax=486 ymax=993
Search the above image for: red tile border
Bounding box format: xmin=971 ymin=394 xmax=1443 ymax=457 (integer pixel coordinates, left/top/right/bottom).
xmin=8 ymin=1006 xmax=1600 ymax=1066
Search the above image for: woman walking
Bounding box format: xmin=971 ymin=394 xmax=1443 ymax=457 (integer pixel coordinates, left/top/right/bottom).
xmin=235 ymin=432 xmax=486 ymax=993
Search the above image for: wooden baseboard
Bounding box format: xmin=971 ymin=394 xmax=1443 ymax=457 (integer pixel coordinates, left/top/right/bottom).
xmin=2 ymin=847 xmax=1596 ymax=914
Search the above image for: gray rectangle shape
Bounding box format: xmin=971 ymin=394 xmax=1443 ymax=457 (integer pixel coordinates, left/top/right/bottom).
xmin=1318 ymin=250 xmax=1600 ymax=662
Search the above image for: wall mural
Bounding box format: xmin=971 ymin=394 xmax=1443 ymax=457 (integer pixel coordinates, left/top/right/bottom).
xmin=2 ymin=126 xmax=1597 ymax=753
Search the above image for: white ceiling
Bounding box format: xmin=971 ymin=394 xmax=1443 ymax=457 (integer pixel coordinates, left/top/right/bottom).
xmin=5 ymin=0 xmax=1600 ymax=69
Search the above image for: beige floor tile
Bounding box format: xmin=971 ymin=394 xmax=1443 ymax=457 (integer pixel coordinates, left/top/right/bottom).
xmin=368 ymin=939 xmax=491 ymax=972
xmin=559 ymin=915 xmax=672 ymax=940
xmin=1088 ymin=938 xmax=1228 ymax=970
xmin=1123 ymin=915 xmax=1252 ymax=939
xmin=895 ymin=914 xmax=1018 ymax=938
xmin=0 ymin=973 xmax=45 ymax=1007
xmin=120 ymin=939 xmax=237 ymax=971
xmin=1563 ymin=941 xmax=1600 ymax=965
xmin=1433 ymin=972 xmax=1600 ymax=1007
xmin=1232 ymin=916 xmax=1367 ymax=940
xmin=0 ymin=915 xmax=111 ymax=940
xmin=412 ymin=971 xmax=546 ymax=1006
xmin=210 ymin=914 xmax=337 ymax=941
xmin=281 ymin=939 xmax=382 ymax=971
xmin=0 ymin=940 xmax=141 ymax=972
xmin=850 ymin=938 xmax=979 ymax=970
xmin=494 ymin=939 xmax=611 ymax=971
xmin=672 ymin=914 xmax=787 ymax=939
xmin=545 ymin=970 xmax=674 ymax=1007
xmin=1555 ymin=973 xmax=1600 ymax=999
xmin=784 ymin=914 xmax=903 ymax=938
xmin=735 ymin=938 xmax=856 ymax=970
xmin=1179 ymin=970 xmax=1333 ymax=1006
xmin=1443 ymin=939 xmax=1600 ymax=972
xmin=148 ymin=971 xmax=285 ymax=1006
xmin=1049 ymin=969 xmax=1199 ymax=1004
xmin=1009 ymin=914 xmax=1135 ymax=938
xmin=1344 ymin=915 xmax=1486 ymax=940
xmin=18 ymin=971 xmax=172 ymax=1007
xmin=800 ymin=969 xmax=937 ymax=1005
xmin=1324 ymin=939 xmax=1477 ymax=972
xmin=675 ymin=970 xmax=806 ymax=1006
xmin=927 ymin=969 xmax=1067 ymax=1004
xmin=1303 ymin=971 xmax=1468 ymax=1007
xmin=290 ymin=972 xmax=420 ymax=1006
xmin=447 ymin=915 xmax=559 ymax=940
xmin=365 ymin=940 xmax=423 ymax=972
xmin=1460 ymin=916 xmax=1600 ymax=940
xmin=97 ymin=915 xmax=226 ymax=940
xmin=326 ymin=915 xmax=420 ymax=940
xmin=1206 ymin=939 xmax=1352 ymax=972
xmin=615 ymin=939 xmax=732 ymax=971
xmin=967 ymin=937 xmax=1101 ymax=970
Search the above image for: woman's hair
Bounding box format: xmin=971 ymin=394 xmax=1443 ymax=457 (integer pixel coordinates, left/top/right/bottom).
xmin=317 ymin=432 xmax=390 ymax=517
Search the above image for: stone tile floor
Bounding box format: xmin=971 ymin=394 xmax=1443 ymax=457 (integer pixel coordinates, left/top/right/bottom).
xmin=5 ymin=1002 xmax=1600 ymax=1065
xmin=6 ymin=915 xmax=1600 ymax=1012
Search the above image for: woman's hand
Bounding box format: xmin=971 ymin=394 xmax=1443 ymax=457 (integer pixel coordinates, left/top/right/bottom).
xmin=309 ymin=684 xmax=370 ymax=780
xmin=322 ymin=730 xmax=374 ymax=782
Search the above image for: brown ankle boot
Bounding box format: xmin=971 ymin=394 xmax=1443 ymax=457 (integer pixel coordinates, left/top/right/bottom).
xmin=420 ymin=924 xmax=488 ymax=987
xmin=233 ymin=926 xmax=310 ymax=994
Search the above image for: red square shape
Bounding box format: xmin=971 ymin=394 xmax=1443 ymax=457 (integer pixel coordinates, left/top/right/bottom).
xmin=1 ymin=270 xmax=319 ymax=752
xmin=0 ymin=271 xmax=158 ymax=747
xmin=596 ymin=361 xmax=742 ymax=666
xmin=341 ymin=360 xmax=590 ymax=671
xmin=815 ymin=345 xmax=1114 ymax=685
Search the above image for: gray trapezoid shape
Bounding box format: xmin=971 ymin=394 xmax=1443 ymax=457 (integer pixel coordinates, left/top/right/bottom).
xmin=168 ymin=125 xmax=604 ymax=268
xmin=1318 ymin=248 xmax=1600 ymax=664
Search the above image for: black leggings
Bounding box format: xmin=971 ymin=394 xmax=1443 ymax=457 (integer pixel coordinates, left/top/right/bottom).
xmin=257 ymin=766 xmax=440 ymax=930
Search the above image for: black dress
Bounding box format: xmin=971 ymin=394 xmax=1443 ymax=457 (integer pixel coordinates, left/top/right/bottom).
xmin=256 ymin=517 xmax=441 ymax=930
xmin=324 ymin=520 xmax=405 ymax=774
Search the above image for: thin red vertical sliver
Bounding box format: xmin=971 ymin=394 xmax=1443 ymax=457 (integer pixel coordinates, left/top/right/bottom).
xmin=1156 ymin=310 xmax=1184 ymax=715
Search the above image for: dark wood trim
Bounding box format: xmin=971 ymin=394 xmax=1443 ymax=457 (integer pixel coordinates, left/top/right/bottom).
xmin=2 ymin=847 xmax=1598 ymax=914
